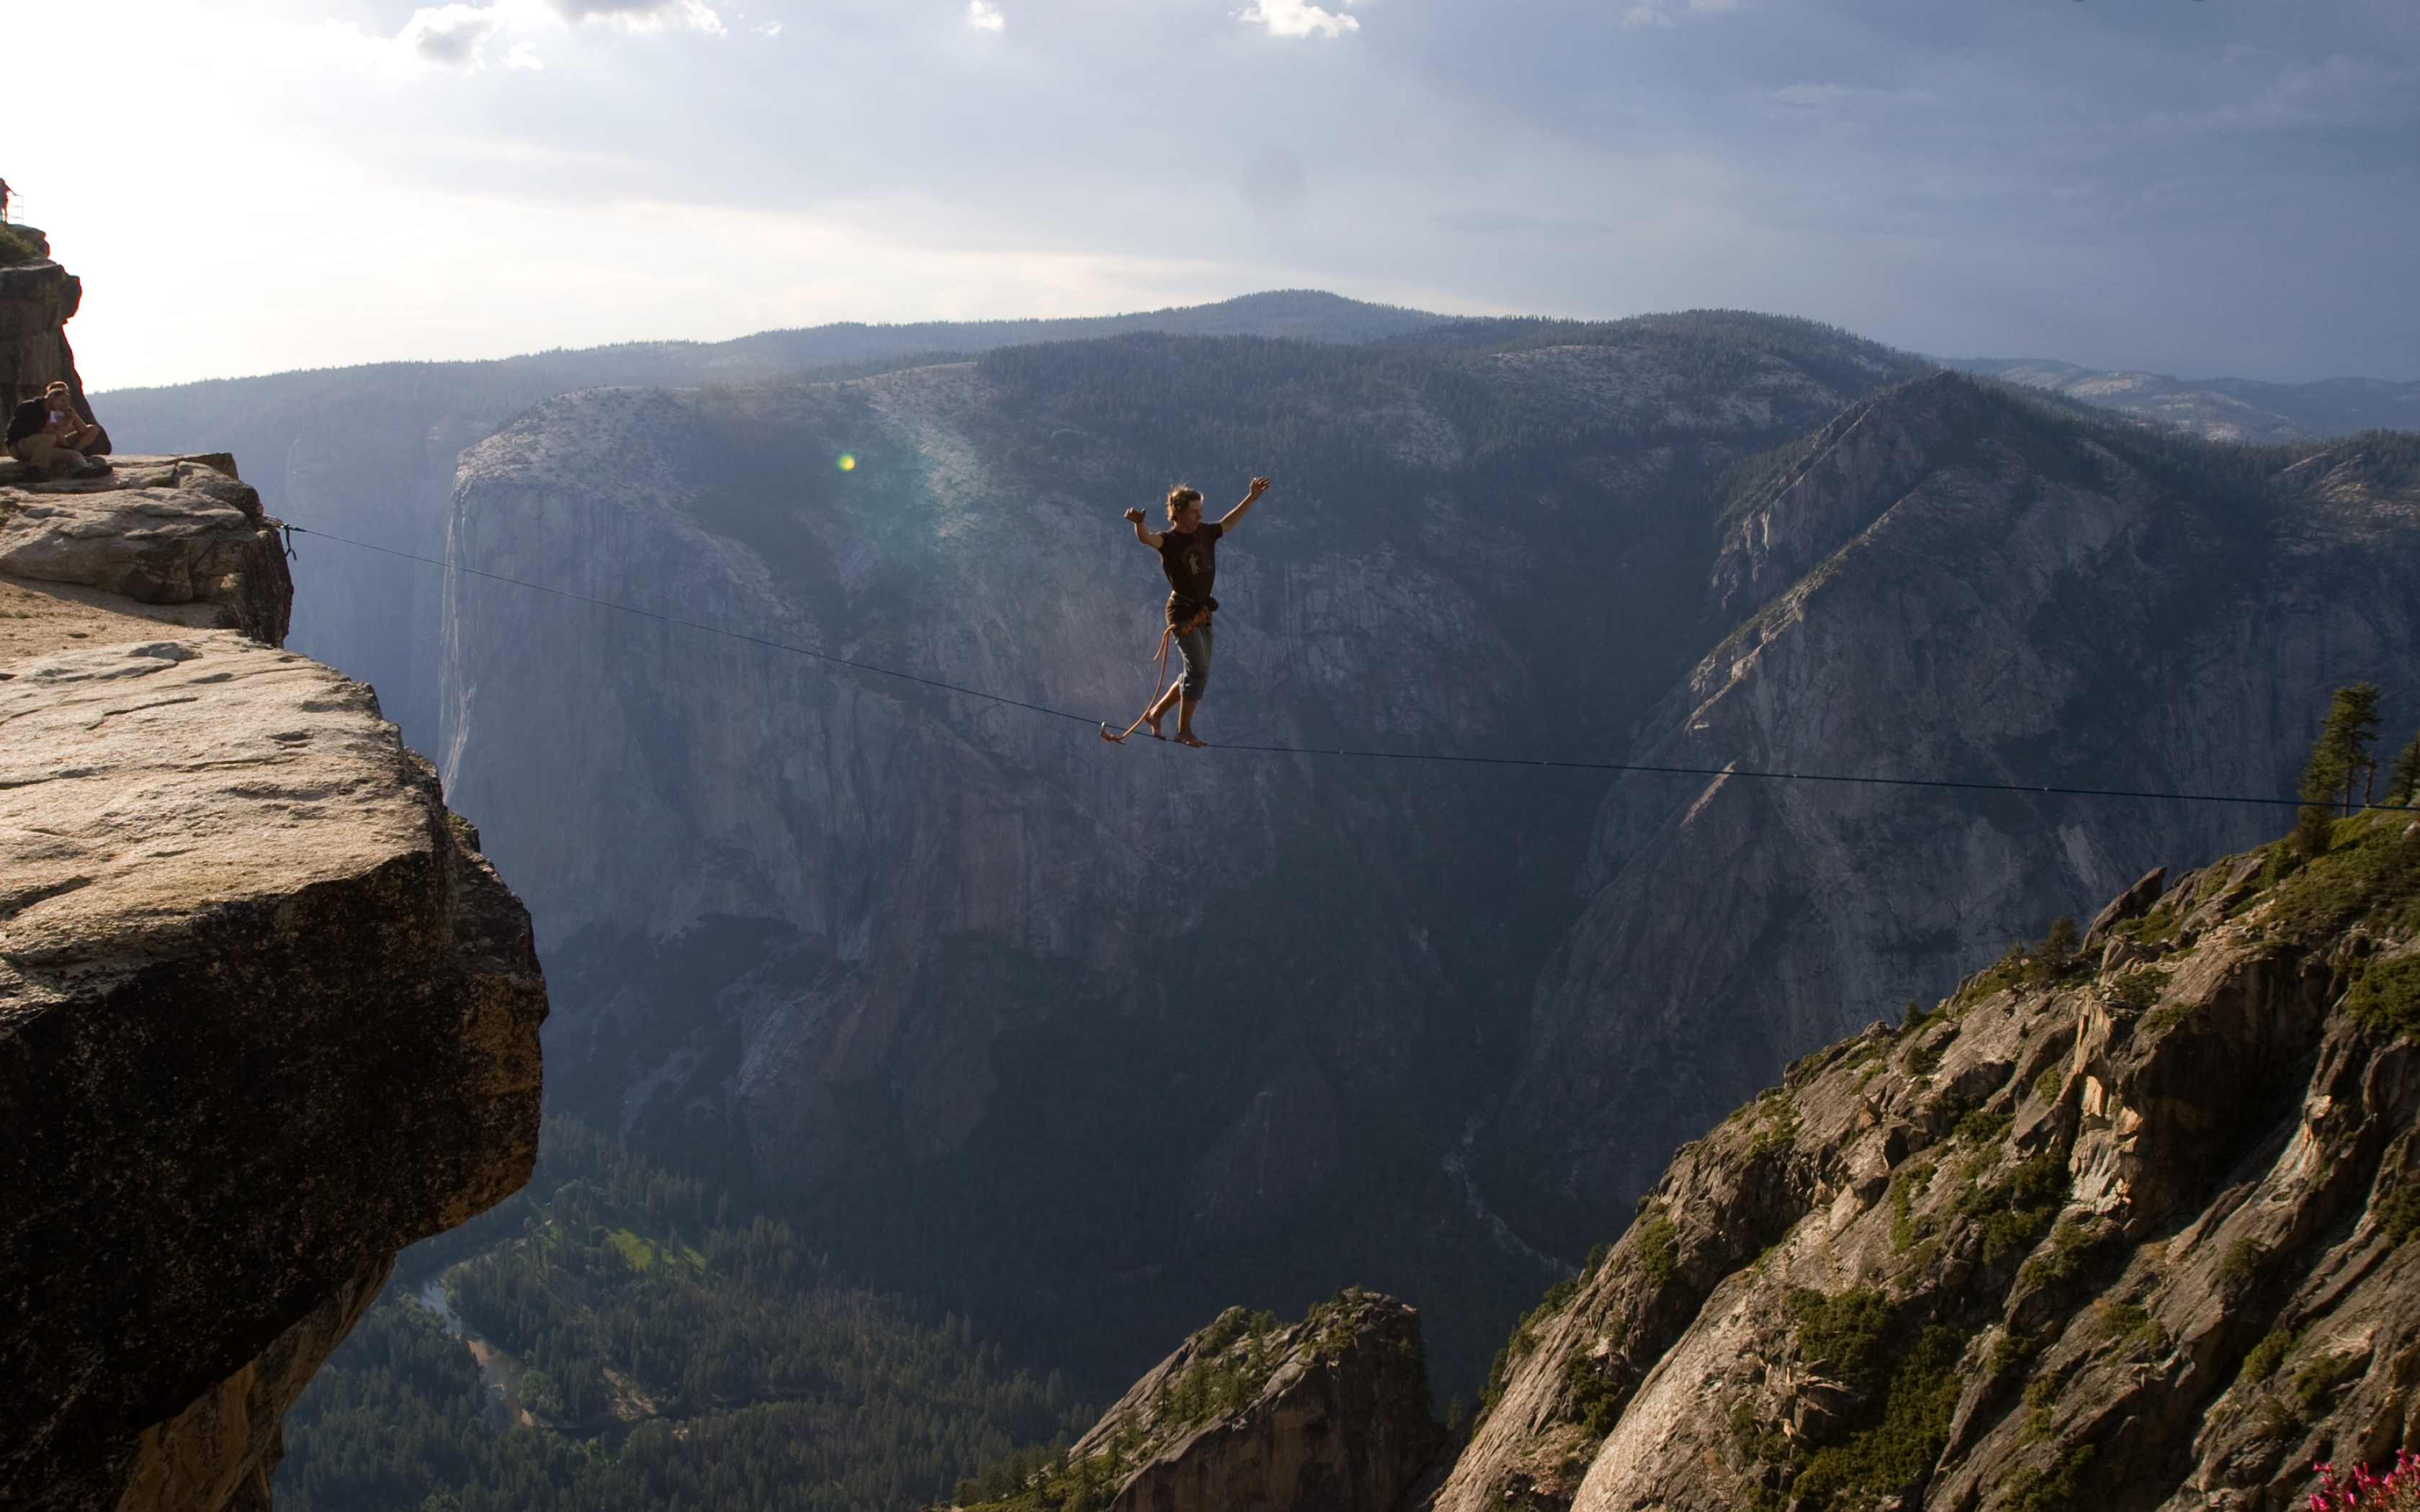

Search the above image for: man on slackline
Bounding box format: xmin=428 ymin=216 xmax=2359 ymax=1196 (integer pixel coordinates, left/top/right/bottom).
xmin=1119 ymin=475 xmax=1270 ymax=747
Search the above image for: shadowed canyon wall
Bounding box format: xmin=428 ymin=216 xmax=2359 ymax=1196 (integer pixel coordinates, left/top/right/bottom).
xmin=419 ymin=319 xmax=2416 ymax=1390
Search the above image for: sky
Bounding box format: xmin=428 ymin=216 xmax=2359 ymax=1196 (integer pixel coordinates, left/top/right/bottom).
xmin=8 ymin=0 xmax=2416 ymax=390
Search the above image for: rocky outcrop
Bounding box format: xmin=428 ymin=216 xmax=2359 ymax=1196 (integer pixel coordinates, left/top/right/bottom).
xmin=969 ymin=1291 xmax=1444 ymax=1512
xmin=1703 ymin=372 xmax=1981 ymax=624
xmin=0 ymin=454 xmax=290 ymax=645
xmin=1436 ymin=811 xmax=2420 ymax=1512
xmin=0 ymin=627 xmax=547 ymax=1510
xmin=0 ymin=227 xmax=89 ymax=418
xmin=2084 ymin=866 xmax=2166 ymax=953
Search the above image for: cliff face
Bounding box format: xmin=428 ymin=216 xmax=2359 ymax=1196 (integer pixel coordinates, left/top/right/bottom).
xmin=0 ymin=474 xmax=547 ymax=1509
xmin=1438 ymin=813 xmax=2420 ymax=1512
xmin=967 ymin=1292 xmax=1443 ymax=1512
xmin=426 ymin=330 xmax=2418 ymax=1390
xmin=1499 ymin=378 xmax=2420 ymax=1212
xmin=433 ymin=320 xmax=1920 ymax=1382
xmin=0 ymin=227 xmax=85 ymax=417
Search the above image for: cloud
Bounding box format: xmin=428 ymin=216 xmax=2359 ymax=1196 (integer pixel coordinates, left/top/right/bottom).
xmin=398 ymin=4 xmax=505 ymax=69
xmin=1241 ymin=0 xmax=1358 ymax=40
xmin=547 ymin=0 xmax=725 ymax=33
xmin=27 ymin=0 xmax=2420 ymax=389
xmin=385 ymin=0 xmax=717 ymax=72
xmin=967 ymin=1 xmax=1004 ymax=32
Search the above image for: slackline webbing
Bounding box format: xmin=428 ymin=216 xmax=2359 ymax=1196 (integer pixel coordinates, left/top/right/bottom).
xmin=282 ymin=523 xmax=2413 ymax=814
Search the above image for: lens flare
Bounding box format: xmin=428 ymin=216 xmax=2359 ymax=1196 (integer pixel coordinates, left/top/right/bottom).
xmin=836 ymin=453 xmax=856 ymax=472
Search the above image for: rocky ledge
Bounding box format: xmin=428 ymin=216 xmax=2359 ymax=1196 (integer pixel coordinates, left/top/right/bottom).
xmin=1434 ymin=814 xmax=2420 ymax=1512
xmin=0 ymin=454 xmax=291 ymax=647
xmin=963 ymin=1290 xmax=1445 ymax=1512
xmin=0 ymin=631 xmax=547 ymax=1511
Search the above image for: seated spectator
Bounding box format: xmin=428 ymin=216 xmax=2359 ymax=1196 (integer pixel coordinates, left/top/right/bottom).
xmin=7 ymin=381 xmax=110 ymax=477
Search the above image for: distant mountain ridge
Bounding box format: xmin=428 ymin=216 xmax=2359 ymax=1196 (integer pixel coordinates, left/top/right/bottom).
xmin=103 ymin=289 xmax=1453 ymax=409
xmin=1943 ymin=356 xmax=2420 ymax=444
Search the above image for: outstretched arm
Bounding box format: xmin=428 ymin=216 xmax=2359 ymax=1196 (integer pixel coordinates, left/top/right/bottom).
xmin=1122 ymin=507 xmax=1165 ymax=549
xmin=1216 ymin=477 xmax=1270 ymax=532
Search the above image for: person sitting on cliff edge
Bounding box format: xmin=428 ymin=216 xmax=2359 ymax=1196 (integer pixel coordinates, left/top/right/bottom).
xmin=7 ymin=380 xmax=110 ymax=478
xmin=1119 ymin=475 xmax=1270 ymax=747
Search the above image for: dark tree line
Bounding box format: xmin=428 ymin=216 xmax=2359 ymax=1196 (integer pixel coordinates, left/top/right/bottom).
xmin=274 ymin=1115 xmax=1093 ymax=1512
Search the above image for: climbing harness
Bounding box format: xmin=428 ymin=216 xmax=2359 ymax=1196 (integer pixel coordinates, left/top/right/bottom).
xmin=1100 ymin=606 xmax=1209 ymax=745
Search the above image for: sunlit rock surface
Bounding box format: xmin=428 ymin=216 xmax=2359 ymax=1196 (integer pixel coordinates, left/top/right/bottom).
xmin=0 ymin=454 xmax=290 ymax=645
xmin=0 ymin=632 xmax=546 ymax=1511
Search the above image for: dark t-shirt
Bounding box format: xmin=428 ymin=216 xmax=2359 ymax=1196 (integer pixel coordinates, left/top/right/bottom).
xmin=6 ymin=397 xmax=50 ymax=446
xmin=1155 ymin=521 xmax=1223 ymax=623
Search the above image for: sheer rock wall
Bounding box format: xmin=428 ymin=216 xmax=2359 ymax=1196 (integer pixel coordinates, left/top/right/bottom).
xmin=1505 ymin=380 xmax=2420 ymax=1209
xmin=0 ymin=227 xmax=91 ymax=418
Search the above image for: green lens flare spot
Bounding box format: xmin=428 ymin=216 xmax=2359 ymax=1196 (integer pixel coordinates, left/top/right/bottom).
xmin=836 ymin=453 xmax=856 ymax=472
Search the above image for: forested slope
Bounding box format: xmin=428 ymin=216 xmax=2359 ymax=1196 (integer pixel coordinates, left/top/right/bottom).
xmin=278 ymin=1119 xmax=1091 ymax=1512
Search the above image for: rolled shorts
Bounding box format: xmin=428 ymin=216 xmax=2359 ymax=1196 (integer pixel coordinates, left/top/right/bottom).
xmin=1173 ymin=621 xmax=1212 ymax=699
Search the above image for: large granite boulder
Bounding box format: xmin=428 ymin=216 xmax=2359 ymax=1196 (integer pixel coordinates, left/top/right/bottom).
xmin=970 ymin=1290 xmax=1443 ymax=1512
xmin=0 ymin=455 xmax=290 ymax=647
xmin=0 ymin=633 xmax=548 ymax=1511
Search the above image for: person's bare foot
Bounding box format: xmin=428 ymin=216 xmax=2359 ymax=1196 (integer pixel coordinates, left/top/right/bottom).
xmin=1175 ymin=729 xmax=1206 ymax=748
xmin=1144 ymin=709 xmax=1166 ymax=740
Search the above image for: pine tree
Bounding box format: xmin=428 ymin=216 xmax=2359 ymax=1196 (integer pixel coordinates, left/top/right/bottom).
xmin=2390 ymin=730 xmax=2420 ymax=808
xmin=2318 ymin=683 xmax=2384 ymax=814
xmin=2041 ymin=916 xmax=2079 ymax=966
xmin=2299 ymin=683 xmax=2385 ymax=857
